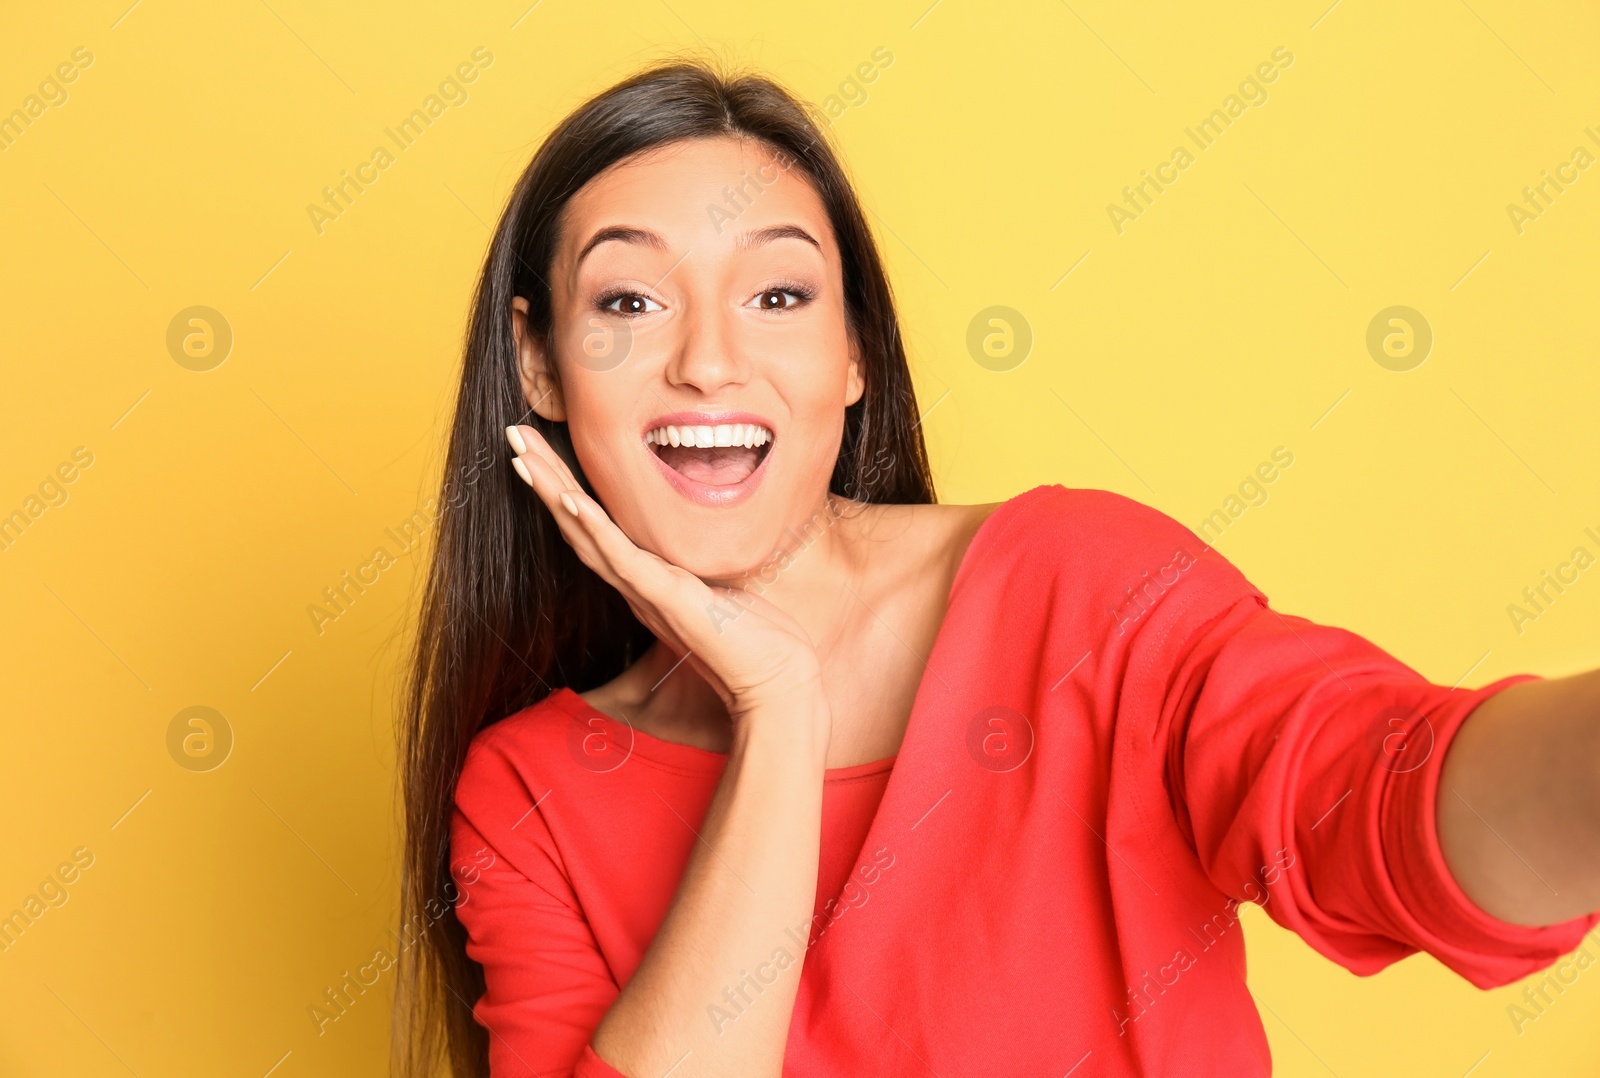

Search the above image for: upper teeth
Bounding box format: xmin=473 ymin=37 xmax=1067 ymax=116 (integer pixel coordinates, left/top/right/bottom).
xmin=645 ymin=423 xmax=772 ymax=449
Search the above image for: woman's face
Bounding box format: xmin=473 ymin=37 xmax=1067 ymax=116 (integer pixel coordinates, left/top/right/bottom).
xmin=514 ymin=135 xmax=864 ymax=579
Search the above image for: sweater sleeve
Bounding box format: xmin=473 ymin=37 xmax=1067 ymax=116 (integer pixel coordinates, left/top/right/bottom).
xmin=450 ymin=728 xmax=631 ymax=1078
xmin=1111 ymin=504 xmax=1600 ymax=988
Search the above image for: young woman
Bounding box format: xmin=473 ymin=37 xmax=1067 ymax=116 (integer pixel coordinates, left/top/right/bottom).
xmin=396 ymin=61 xmax=1600 ymax=1077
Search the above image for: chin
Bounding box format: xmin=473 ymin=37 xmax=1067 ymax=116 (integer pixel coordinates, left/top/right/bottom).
xmin=644 ymin=500 xmax=784 ymax=577
xmin=662 ymin=538 xmax=770 ymax=582
xmin=602 ymin=481 xmax=808 ymax=585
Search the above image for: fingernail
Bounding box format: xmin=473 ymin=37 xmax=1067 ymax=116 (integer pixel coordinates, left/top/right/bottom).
xmin=505 ymin=425 xmax=527 ymax=455
xmin=559 ymin=492 xmax=579 ymax=518
xmin=511 ymin=457 xmax=531 ymax=484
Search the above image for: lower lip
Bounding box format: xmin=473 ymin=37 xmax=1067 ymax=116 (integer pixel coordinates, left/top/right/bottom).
xmin=645 ymin=439 xmax=774 ymax=507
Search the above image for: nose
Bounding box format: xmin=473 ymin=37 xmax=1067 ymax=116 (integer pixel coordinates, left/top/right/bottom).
xmin=665 ymin=291 xmax=749 ymax=394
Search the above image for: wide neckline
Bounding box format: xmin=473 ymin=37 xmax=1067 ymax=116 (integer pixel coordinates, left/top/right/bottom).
xmin=548 ymin=485 xmax=1057 ymax=782
xmin=552 ymin=686 xmax=897 ymax=782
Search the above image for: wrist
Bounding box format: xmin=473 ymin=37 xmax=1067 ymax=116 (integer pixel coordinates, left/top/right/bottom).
xmin=730 ymin=681 xmax=832 ymax=772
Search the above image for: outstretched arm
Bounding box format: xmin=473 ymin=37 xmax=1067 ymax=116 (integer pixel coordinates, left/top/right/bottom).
xmin=1437 ymin=667 xmax=1600 ymax=927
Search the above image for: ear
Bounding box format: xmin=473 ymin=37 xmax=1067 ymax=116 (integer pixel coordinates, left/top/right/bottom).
xmin=844 ymin=332 xmax=866 ymax=408
xmin=511 ymin=296 xmax=567 ymax=422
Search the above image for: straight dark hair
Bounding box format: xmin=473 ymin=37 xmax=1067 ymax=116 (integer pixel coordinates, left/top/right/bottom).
xmin=393 ymin=58 xmax=936 ymax=1076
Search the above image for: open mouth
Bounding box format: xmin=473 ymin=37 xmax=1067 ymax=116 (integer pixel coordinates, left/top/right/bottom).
xmin=645 ymin=423 xmax=774 ymax=487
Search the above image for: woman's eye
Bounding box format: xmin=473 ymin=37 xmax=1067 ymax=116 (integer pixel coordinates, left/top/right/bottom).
xmin=748 ymin=289 xmax=805 ymax=311
xmin=602 ymin=292 xmax=661 ymax=315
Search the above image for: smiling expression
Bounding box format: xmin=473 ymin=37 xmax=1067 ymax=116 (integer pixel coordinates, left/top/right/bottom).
xmin=513 ymin=135 xmax=866 ymax=579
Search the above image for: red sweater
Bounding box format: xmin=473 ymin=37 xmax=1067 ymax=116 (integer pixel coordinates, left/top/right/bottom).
xmin=451 ymin=484 xmax=1598 ymax=1076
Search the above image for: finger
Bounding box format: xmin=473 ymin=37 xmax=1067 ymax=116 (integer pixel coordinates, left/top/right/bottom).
xmin=503 ymin=428 xmax=619 ymax=579
xmin=503 ymin=427 xmax=701 ymax=615
xmin=505 ymin=434 xmax=580 ymax=525
xmin=510 ymin=424 xmax=583 ymax=493
xmin=555 ymin=490 xmax=735 ymax=650
xmin=506 ymin=430 xmax=669 ymax=588
xmin=504 ymin=426 xmax=622 ymax=573
xmin=502 ymin=428 xmax=742 ymax=655
xmin=572 ymin=497 xmax=689 ymax=604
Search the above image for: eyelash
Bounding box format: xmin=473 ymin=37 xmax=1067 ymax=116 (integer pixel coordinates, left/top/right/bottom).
xmin=593 ymin=289 xmax=655 ymax=316
xmin=753 ymin=280 xmax=817 ymax=311
xmin=592 ymin=281 xmax=817 ymax=316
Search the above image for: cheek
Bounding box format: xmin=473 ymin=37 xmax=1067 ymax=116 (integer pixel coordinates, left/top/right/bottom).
xmin=567 ymin=416 xmax=658 ymax=550
xmin=562 ymin=378 xmax=640 ymax=489
xmin=768 ymin=327 xmax=854 ymax=465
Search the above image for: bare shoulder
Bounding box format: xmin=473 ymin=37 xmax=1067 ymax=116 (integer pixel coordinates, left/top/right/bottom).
xmin=917 ymin=499 xmax=1006 ymax=548
xmin=844 ymin=498 xmax=1006 ymax=590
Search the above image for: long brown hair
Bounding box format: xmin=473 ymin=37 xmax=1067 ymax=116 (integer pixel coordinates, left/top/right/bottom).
xmin=393 ymin=57 xmax=937 ymax=1076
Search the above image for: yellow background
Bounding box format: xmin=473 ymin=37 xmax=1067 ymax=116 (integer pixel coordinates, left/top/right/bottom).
xmin=2 ymin=0 xmax=1598 ymax=1074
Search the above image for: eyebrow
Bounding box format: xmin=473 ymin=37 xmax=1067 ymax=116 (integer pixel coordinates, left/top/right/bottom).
xmin=736 ymin=225 xmax=822 ymax=252
xmin=574 ymin=223 xmax=823 ymax=268
xmin=575 ymin=226 xmax=668 ymax=268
